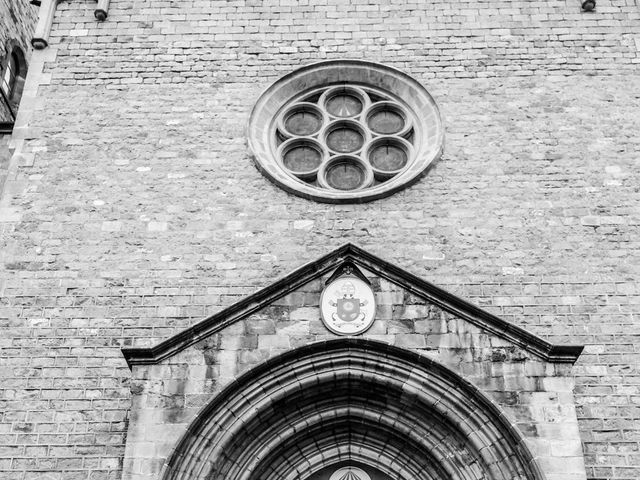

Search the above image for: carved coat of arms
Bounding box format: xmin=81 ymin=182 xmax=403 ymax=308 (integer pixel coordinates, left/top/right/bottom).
xmin=320 ymin=274 xmax=376 ymax=335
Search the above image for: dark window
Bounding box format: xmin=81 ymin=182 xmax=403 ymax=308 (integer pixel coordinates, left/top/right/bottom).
xmin=1 ymin=46 xmax=27 ymax=124
xmin=1 ymin=52 xmax=18 ymax=98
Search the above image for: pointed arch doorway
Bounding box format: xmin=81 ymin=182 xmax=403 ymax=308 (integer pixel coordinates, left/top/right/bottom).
xmin=159 ymin=339 xmax=546 ymax=480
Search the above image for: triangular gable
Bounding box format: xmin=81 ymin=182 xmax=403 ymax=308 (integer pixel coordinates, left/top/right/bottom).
xmin=121 ymin=243 xmax=583 ymax=367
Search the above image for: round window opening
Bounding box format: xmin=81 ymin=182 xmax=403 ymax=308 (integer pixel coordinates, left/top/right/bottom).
xmin=248 ymin=60 xmax=444 ymax=203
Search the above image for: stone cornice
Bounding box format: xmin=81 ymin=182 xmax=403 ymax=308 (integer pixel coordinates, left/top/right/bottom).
xmin=31 ymin=0 xmax=110 ymax=50
xmin=31 ymin=0 xmax=59 ymax=49
xmin=121 ymin=243 xmax=584 ymax=367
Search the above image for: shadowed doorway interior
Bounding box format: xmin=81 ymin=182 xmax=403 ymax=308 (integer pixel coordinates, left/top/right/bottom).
xmin=306 ymin=463 xmax=393 ymax=480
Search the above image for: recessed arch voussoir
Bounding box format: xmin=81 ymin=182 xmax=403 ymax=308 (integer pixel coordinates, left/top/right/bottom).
xmin=199 ymin=369 xmax=523 ymax=480
xmin=161 ymin=339 xmax=546 ymax=480
xmin=228 ymin=412 xmax=462 ymax=480
xmin=242 ymin=402 xmax=486 ymax=478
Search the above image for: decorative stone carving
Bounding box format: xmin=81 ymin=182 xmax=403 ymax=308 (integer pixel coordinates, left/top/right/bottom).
xmin=248 ymin=60 xmax=444 ymax=203
xmin=120 ymin=245 xmax=587 ymax=480
xmin=320 ymin=264 xmax=376 ymax=335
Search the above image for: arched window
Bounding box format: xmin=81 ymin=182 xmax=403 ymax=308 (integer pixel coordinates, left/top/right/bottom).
xmin=1 ymin=45 xmax=27 ymax=120
xmin=1 ymin=53 xmax=18 ymax=96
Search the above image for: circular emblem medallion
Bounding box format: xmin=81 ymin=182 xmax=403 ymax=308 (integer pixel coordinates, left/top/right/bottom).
xmin=320 ymin=276 xmax=376 ymax=335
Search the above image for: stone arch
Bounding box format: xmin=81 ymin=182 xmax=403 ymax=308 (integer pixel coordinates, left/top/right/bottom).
xmin=161 ymin=339 xmax=545 ymax=480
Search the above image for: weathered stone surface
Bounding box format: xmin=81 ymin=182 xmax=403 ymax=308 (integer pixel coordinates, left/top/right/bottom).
xmin=122 ymin=273 xmax=585 ymax=480
xmin=0 ymin=1 xmax=638 ymax=480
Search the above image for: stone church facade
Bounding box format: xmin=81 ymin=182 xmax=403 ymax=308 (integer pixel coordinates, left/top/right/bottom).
xmin=0 ymin=1 xmax=639 ymax=480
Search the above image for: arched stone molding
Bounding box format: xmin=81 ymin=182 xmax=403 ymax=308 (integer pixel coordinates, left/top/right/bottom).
xmin=160 ymin=339 xmax=545 ymax=480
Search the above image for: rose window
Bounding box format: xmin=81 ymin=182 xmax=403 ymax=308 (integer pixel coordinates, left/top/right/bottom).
xmin=249 ymin=60 xmax=444 ymax=203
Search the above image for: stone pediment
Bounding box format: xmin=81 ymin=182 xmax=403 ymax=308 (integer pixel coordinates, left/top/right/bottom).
xmin=120 ymin=243 xmax=588 ymax=480
xmin=122 ymin=243 xmax=582 ymax=367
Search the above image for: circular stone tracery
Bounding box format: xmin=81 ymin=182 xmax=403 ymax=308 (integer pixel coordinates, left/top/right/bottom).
xmin=325 ymin=120 xmax=367 ymax=153
xmin=326 ymin=91 xmax=364 ymax=118
xmin=281 ymin=139 xmax=325 ymax=179
xmin=248 ymin=60 xmax=444 ymax=203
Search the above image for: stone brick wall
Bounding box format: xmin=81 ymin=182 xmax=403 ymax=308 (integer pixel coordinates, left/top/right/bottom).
xmin=0 ymin=1 xmax=639 ymax=480
xmin=0 ymin=0 xmax=36 ymax=72
xmin=121 ymin=273 xmax=585 ymax=480
xmin=46 ymin=0 xmax=640 ymax=85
